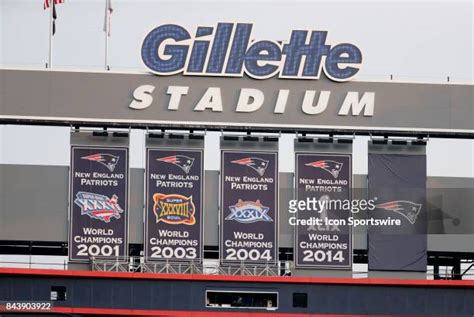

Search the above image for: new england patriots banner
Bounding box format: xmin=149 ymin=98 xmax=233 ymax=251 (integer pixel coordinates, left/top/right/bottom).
xmin=145 ymin=148 xmax=204 ymax=262
xmin=220 ymin=150 xmax=278 ymax=264
xmin=368 ymin=152 xmax=427 ymax=271
xmin=295 ymin=153 xmax=352 ymax=269
xmin=69 ymin=146 xmax=128 ymax=262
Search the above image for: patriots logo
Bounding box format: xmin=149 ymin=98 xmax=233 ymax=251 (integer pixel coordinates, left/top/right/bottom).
xmin=306 ymin=160 xmax=343 ymax=178
xmin=81 ymin=153 xmax=119 ymax=172
xmin=376 ymin=200 xmax=422 ymax=224
xmin=74 ymin=192 xmax=123 ymax=223
xmin=157 ymin=155 xmax=194 ymax=174
xmin=231 ymin=157 xmax=269 ymax=176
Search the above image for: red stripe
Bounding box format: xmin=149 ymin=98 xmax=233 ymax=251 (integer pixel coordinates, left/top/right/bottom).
xmin=1 ymin=268 xmax=473 ymax=288
xmin=232 ymin=158 xmax=252 ymax=165
xmin=306 ymin=161 xmax=326 ymax=167
xmin=0 ymin=305 xmax=391 ymax=316
xmin=82 ymin=154 xmax=102 ymax=161
xmin=377 ymin=203 xmax=399 ymax=209
xmin=158 ymin=156 xmax=177 ymax=163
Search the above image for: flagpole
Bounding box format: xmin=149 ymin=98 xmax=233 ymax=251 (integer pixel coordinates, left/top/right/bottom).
xmin=104 ymin=0 xmax=110 ymax=71
xmin=48 ymin=0 xmax=53 ymax=68
xmin=105 ymin=22 xmax=109 ymax=70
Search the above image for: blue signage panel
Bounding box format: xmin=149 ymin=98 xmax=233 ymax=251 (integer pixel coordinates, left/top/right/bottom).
xmin=142 ymin=23 xmax=362 ymax=82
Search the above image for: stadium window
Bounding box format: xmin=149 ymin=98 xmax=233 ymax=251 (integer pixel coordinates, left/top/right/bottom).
xmin=50 ymin=286 xmax=67 ymax=301
xmin=206 ymin=290 xmax=278 ymax=310
xmin=293 ymin=292 xmax=307 ymax=308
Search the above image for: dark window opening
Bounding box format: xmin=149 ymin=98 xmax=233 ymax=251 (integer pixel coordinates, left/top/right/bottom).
xmin=50 ymin=286 xmax=66 ymax=301
xmin=206 ymin=290 xmax=277 ymax=309
xmin=293 ymin=292 xmax=307 ymax=308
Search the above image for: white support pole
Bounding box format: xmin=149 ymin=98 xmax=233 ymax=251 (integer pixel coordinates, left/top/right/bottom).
xmin=105 ymin=27 xmax=109 ymax=70
xmin=48 ymin=0 xmax=53 ymax=68
xmin=104 ymin=0 xmax=110 ymax=70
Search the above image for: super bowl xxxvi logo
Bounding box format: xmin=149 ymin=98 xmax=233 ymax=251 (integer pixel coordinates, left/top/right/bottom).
xmin=226 ymin=199 xmax=273 ymax=224
xmin=153 ymin=193 xmax=196 ymax=225
xmin=74 ymin=192 xmax=124 ymax=223
xmin=306 ymin=160 xmax=343 ymax=178
xmin=157 ymin=155 xmax=194 ymax=174
xmin=376 ymin=200 xmax=422 ymax=224
xmin=82 ymin=153 xmax=119 ymax=172
xmin=231 ymin=157 xmax=269 ymax=176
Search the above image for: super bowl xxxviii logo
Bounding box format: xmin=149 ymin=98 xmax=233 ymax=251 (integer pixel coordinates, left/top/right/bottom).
xmin=157 ymin=155 xmax=194 ymax=174
xmin=306 ymin=160 xmax=343 ymax=178
xmin=153 ymin=193 xmax=196 ymax=225
xmin=231 ymin=157 xmax=269 ymax=176
xmin=74 ymin=192 xmax=124 ymax=223
xmin=376 ymin=200 xmax=422 ymax=224
xmin=82 ymin=153 xmax=119 ymax=172
xmin=226 ymin=199 xmax=273 ymax=224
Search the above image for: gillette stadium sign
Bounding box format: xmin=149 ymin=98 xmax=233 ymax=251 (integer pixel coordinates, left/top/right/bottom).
xmin=0 ymin=22 xmax=472 ymax=136
xmin=130 ymin=23 xmax=374 ymax=117
xmin=141 ymin=22 xmax=362 ymax=82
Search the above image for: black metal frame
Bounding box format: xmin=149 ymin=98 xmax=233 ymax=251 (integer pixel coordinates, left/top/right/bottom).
xmin=1 ymin=120 xmax=473 ymax=139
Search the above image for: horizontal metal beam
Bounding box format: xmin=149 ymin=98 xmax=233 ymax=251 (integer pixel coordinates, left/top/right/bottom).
xmin=2 ymin=120 xmax=474 ymax=139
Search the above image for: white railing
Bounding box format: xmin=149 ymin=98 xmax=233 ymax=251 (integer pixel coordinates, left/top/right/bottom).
xmin=90 ymin=257 xmax=292 ymax=277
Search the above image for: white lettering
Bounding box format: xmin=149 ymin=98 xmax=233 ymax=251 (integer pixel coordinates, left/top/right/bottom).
xmin=167 ymin=86 xmax=189 ymax=110
xmin=235 ymin=88 xmax=264 ymax=112
xmin=129 ymin=84 xmax=155 ymax=109
xmin=301 ymin=90 xmax=330 ymax=115
xmin=338 ymin=91 xmax=375 ymax=116
xmin=194 ymin=87 xmax=223 ymax=112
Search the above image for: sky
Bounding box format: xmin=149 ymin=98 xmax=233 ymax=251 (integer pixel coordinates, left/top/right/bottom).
xmin=0 ymin=0 xmax=473 ymax=176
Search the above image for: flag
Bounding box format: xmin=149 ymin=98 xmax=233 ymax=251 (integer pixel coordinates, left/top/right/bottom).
xmin=104 ymin=0 xmax=113 ymax=37
xmin=43 ymin=0 xmax=64 ymax=10
xmin=52 ymin=2 xmax=57 ymax=35
xmin=43 ymin=0 xmax=64 ymax=36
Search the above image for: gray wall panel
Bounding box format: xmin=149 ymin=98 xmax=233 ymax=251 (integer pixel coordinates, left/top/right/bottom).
xmin=279 ymin=172 xmax=294 ymax=248
xmin=129 ymin=168 xmax=145 ymax=244
xmin=204 ymin=170 xmax=219 ymax=246
xmin=0 ymin=164 xmax=69 ymax=241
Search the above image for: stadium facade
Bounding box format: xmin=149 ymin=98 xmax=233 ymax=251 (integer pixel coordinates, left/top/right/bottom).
xmin=0 ymin=1 xmax=473 ymax=315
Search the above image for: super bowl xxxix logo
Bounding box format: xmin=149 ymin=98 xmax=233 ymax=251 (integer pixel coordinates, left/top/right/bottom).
xmin=226 ymin=199 xmax=273 ymax=224
xmin=157 ymin=155 xmax=194 ymax=174
xmin=82 ymin=153 xmax=119 ymax=172
xmin=376 ymin=200 xmax=422 ymax=224
xmin=306 ymin=160 xmax=343 ymax=178
xmin=74 ymin=192 xmax=124 ymax=223
xmin=232 ymin=157 xmax=269 ymax=176
xmin=153 ymin=193 xmax=196 ymax=225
